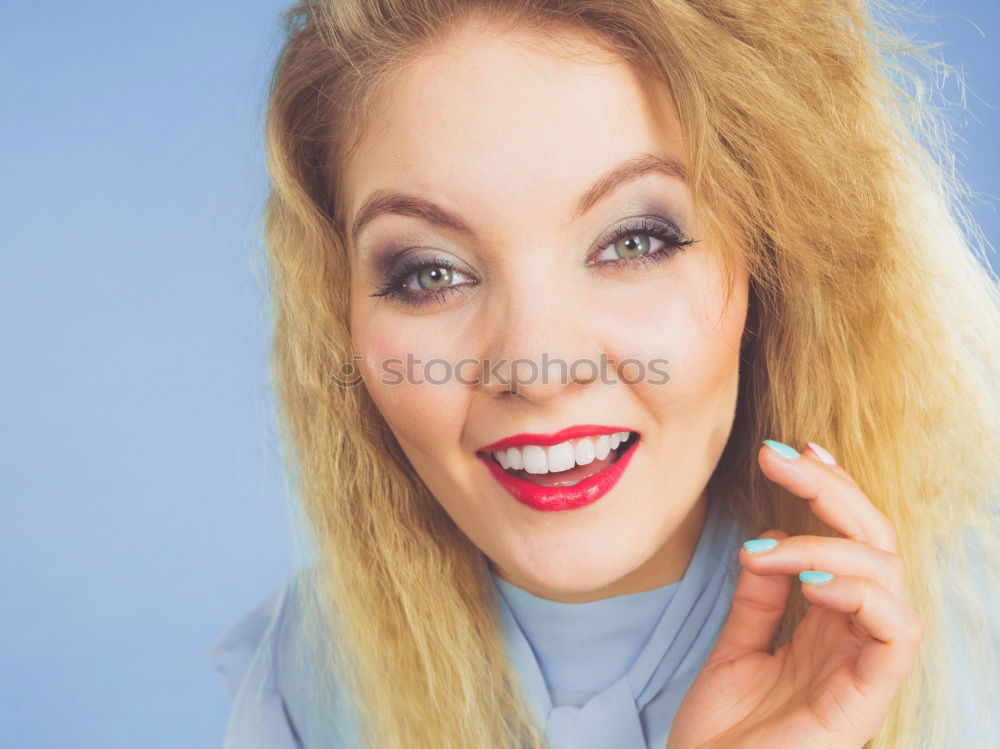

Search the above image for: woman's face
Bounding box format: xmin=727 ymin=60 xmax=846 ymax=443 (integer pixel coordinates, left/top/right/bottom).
xmin=342 ymin=24 xmax=749 ymax=602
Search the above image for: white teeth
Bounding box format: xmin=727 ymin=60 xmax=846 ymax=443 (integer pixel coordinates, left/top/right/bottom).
xmin=490 ymin=431 xmax=634 ymax=474
xmin=593 ymin=434 xmax=611 ymax=461
xmin=547 ymin=441 xmax=576 ymax=472
xmin=506 ymin=446 xmax=524 ymax=470
xmin=522 ymin=445 xmax=548 ymax=474
xmin=574 ymin=438 xmax=596 ymax=465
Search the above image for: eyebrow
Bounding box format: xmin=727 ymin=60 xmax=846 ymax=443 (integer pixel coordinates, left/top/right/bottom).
xmin=349 ymin=152 xmax=687 ymax=249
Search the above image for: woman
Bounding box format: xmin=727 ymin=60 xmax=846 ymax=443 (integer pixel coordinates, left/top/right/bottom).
xmin=209 ymin=1 xmax=1000 ymax=747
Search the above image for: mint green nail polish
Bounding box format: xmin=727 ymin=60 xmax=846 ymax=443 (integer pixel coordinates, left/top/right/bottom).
xmin=763 ymin=439 xmax=800 ymax=459
xmin=799 ymin=570 xmax=835 ymax=585
xmin=743 ymin=538 xmax=780 ymax=554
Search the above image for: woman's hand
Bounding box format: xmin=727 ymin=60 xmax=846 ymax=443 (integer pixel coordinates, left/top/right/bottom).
xmin=666 ymin=440 xmax=924 ymax=749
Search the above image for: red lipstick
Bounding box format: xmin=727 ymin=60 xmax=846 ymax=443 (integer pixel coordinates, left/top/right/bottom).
xmin=478 ymin=425 xmax=632 ymax=452
xmin=476 ymin=426 xmax=639 ymax=512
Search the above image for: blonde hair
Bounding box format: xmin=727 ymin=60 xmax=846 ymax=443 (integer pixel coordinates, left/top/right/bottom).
xmin=260 ymin=1 xmax=1000 ymax=746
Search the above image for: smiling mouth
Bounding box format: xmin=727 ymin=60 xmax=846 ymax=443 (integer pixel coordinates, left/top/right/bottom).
xmin=477 ymin=431 xmax=639 ymax=487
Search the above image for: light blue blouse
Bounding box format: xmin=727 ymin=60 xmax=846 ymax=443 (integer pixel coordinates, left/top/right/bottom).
xmin=207 ymin=493 xmax=999 ymax=748
xmin=491 ymin=572 xmax=678 ymax=705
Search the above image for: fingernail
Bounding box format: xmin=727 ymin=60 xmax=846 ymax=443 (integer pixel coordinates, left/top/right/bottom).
xmin=762 ymin=439 xmax=800 ymax=460
xmin=806 ymin=441 xmax=837 ymax=466
xmin=743 ymin=538 xmax=780 ymax=554
xmin=799 ymin=570 xmax=835 ymax=585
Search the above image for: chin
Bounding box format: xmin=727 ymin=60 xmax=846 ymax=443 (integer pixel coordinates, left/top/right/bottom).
xmin=496 ymin=531 xmax=656 ymax=599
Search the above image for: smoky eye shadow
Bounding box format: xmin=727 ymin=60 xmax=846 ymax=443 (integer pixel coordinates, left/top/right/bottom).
xmin=360 ymin=193 xmax=691 ymax=279
xmin=616 ymin=196 xmax=690 ymax=236
xmin=367 ymin=245 xmax=412 ymax=280
xmin=370 ymin=245 xmax=472 ymax=288
xmin=359 ymin=233 xmax=438 ymax=279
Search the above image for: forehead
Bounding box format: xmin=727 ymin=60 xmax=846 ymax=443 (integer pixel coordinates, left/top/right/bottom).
xmin=340 ymin=23 xmax=685 ymax=238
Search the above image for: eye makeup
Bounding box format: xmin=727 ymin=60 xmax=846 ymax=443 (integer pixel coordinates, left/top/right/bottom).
xmin=370 ymin=251 xmax=479 ymax=308
xmin=365 ymin=205 xmax=696 ymax=309
xmin=587 ymin=215 xmax=695 ymax=272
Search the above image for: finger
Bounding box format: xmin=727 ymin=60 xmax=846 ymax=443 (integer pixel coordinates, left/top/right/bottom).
xmin=708 ymin=529 xmax=794 ymax=663
xmin=739 ymin=534 xmax=907 ymax=598
xmin=797 ymin=572 xmax=924 ymax=698
xmin=801 ymin=441 xmax=861 ymax=489
xmin=758 ymin=440 xmax=897 ymax=554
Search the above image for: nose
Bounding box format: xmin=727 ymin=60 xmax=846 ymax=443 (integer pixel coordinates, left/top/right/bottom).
xmin=477 ymin=284 xmax=607 ymax=405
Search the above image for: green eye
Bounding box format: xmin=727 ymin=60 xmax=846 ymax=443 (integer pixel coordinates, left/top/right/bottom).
xmin=371 ymin=255 xmax=477 ymax=305
xmin=614 ymin=233 xmax=651 ymax=258
xmin=417 ymin=266 xmax=453 ymax=290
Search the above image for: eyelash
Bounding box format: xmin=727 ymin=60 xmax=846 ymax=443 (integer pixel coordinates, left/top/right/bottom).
xmin=371 ymin=217 xmax=696 ymax=308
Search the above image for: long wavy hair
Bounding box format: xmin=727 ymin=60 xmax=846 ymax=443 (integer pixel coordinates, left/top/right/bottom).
xmin=260 ymin=1 xmax=1000 ymax=746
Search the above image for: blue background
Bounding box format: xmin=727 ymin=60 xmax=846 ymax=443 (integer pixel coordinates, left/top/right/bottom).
xmin=1 ymin=1 xmax=996 ymax=746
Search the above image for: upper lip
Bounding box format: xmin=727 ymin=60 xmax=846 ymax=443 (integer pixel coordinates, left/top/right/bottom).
xmin=477 ymin=424 xmax=635 ymax=453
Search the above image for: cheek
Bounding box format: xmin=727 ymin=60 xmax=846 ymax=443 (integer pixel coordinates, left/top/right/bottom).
xmin=352 ymin=313 xmax=473 ymax=462
xmin=599 ymin=256 xmax=747 ymax=420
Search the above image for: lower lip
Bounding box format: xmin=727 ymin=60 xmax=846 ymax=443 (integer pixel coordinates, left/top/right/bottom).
xmin=478 ymin=437 xmax=640 ymax=512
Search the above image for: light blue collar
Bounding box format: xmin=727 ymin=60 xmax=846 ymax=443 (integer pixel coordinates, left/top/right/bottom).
xmin=493 ymin=564 xmax=678 ymax=698
xmin=488 ymin=491 xmax=742 ymax=748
